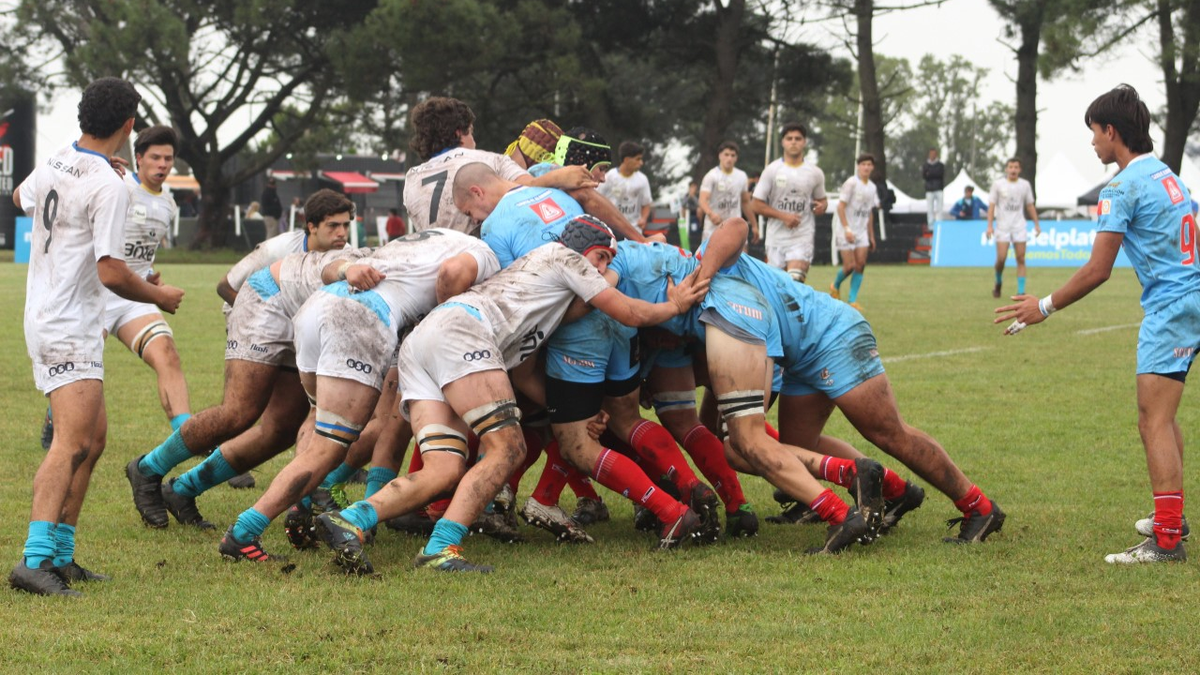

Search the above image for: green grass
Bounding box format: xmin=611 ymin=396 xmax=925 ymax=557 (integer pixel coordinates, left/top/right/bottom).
xmin=2 ymin=261 xmax=1199 ymax=672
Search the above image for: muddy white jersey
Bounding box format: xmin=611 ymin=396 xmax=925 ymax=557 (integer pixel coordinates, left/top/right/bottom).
xmin=598 ymin=169 xmax=653 ymax=231
xmin=226 ymin=229 xmax=309 ymax=293
xmin=754 ymin=159 xmax=826 ymax=247
xmin=274 ymin=247 xmax=370 ymax=317
xmin=838 ymin=177 xmax=878 ymax=231
xmin=360 ymin=229 xmax=499 ymax=329
xmin=446 ymin=243 xmax=610 ymax=368
xmin=403 ymin=148 xmax=527 ymax=235
xmin=21 ymin=143 xmax=128 ymax=359
xmin=989 ymin=178 xmax=1034 ymax=230
xmin=121 ymin=173 xmax=177 ymax=277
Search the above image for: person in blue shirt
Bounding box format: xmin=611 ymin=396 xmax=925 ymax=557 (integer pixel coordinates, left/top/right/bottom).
xmin=996 ymin=84 xmax=1200 ymax=564
xmin=948 ymin=186 xmax=988 ymax=220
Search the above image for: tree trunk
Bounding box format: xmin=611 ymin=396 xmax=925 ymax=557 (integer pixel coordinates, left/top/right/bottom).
xmin=857 ymin=0 xmax=888 ymax=183
xmin=693 ymin=0 xmax=745 ymax=181
xmin=1014 ymin=8 xmax=1042 ymax=195
xmin=191 ymin=159 xmax=232 ymax=250
xmin=1159 ymin=0 xmax=1200 ymax=174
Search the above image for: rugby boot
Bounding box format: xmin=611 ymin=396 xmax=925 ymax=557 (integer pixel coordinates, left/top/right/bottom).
xmin=1105 ymin=537 xmax=1187 ymax=564
xmin=315 ymin=512 xmax=374 ymax=575
xmin=519 ymin=498 xmax=594 ymax=544
xmin=284 ymin=503 xmax=320 ymax=550
xmin=227 ymin=472 xmax=256 ymax=489
xmin=571 ymin=496 xmax=610 ymax=526
xmin=10 ymin=559 xmax=81 ymax=597
xmin=162 ymin=479 xmax=215 ymax=530
xmin=725 ymin=504 xmax=760 ymax=538
xmin=472 ymin=511 xmax=525 ymax=543
xmin=218 ymin=527 xmax=280 ymax=562
xmin=413 ymin=545 xmax=494 ymax=573
xmin=849 ymin=458 xmax=886 ymax=541
xmin=126 ymin=455 xmax=169 ymax=529
xmin=943 ymin=501 xmax=1006 ymax=543
xmin=880 ymin=480 xmax=926 ymax=534
xmin=992 ymin=282 xmax=1002 ymax=299
xmin=806 ymin=510 xmax=870 ymax=555
xmin=633 ymin=505 xmax=664 ymax=533
xmin=311 ymin=485 xmax=349 ymax=514
xmin=1135 ymin=512 xmax=1191 ymax=541
xmin=53 ymin=561 xmax=111 ymax=584
xmin=766 ymin=488 xmax=823 ymax=525
xmin=658 ymin=508 xmax=702 ymax=550
xmin=829 ymin=282 xmax=840 ymax=300
xmin=385 ymin=510 xmax=437 ymax=536
xmin=688 ymin=483 xmax=722 ymax=544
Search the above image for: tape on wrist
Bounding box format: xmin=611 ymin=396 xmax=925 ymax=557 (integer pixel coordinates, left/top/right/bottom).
xmin=336 ymin=261 xmax=352 ymax=281
xmin=1038 ymin=294 xmax=1056 ymax=318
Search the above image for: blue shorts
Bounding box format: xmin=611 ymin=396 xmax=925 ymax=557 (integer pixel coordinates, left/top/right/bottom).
xmin=780 ymin=318 xmax=886 ymax=399
xmin=546 ymin=310 xmax=639 ymax=384
xmin=1137 ymin=293 xmax=1200 ymax=378
xmin=689 ymin=275 xmax=783 ymax=359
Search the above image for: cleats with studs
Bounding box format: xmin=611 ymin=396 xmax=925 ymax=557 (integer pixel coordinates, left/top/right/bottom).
xmin=1104 ymin=537 xmax=1187 ymax=564
xmin=315 ymin=512 xmax=374 ymax=575
xmin=126 ymin=455 xmax=169 ymax=529
xmin=284 ymin=503 xmax=320 ymax=551
xmin=218 ymin=527 xmax=278 ymax=563
xmin=943 ymin=501 xmax=1006 ymax=544
xmin=162 ymin=479 xmax=215 ymax=530
xmin=10 ymin=559 xmax=81 ymax=597
xmin=725 ymin=504 xmax=759 ymax=538
xmin=413 ymin=545 xmax=493 ymax=573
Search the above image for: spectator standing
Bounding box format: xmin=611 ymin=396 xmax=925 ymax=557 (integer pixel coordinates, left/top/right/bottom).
xmin=949 ymin=186 xmax=988 ymax=220
xmin=922 ymin=148 xmax=945 ymax=228
xmin=385 ymin=208 xmax=406 ymax=240
xmin=260 ymin=177 xmax=283 ymax=234
xmin=682 ymin=181 xmax=701 ymax=251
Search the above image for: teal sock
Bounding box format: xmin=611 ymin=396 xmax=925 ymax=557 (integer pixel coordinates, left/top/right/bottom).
xmin=51 ymin=523 xmax=76 ymax=568
xmin=848 ymin=271 xmax=864 ymax=302
xmin=423 ymin=519 xmax=469 ymax=555
xmin=365 ymin=467 xmax=397 ymax=499
xmin=173 ymin=448 xmax=238 ymax=498
xmin=319 ymin=462 xmax=359 ymax=491
xmin=23 ymin=521 xmax=57 ymax=568
xmin=834 ymin=269 xmax=847 ymax=289
xmin=139 ymin=429 xmax=196 ymax=478
xmin=232 ymin=508 xmax=271 ymax=542
xmin=300 ymin=495 xmax=313 ymax=510
xmin=170 ymin=413 xmax=191 ymax=432
xmin=1017 ymin=276 xmax=1026 ymax=294
xmin=339 ymin=501 xmax=379 ymax=532
xmin=994 ymin=271 xmax=1003 ymax=285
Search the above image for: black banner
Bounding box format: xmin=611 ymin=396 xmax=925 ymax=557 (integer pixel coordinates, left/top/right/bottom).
xmin=0 ymin=89 xmax=35 ymax=250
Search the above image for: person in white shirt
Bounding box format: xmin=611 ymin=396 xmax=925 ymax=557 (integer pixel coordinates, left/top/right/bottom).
xmin=598 ymin=141 xmax=654 ymax=236
xmin=986 ymin=157 xmax=1041 ymax=298
xmin=699 ymin=140 xmax=758 ymax=245
xmin=830 ymin=154 xmax=879 ymax=308
xmin=752 ymin=122 xmax=828 ymax=283
xmin=12 ymin=78 xmax=184 ymax=597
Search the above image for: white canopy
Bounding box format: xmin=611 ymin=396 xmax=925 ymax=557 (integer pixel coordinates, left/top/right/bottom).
xmin=1036 ymin=152 xmax=1092 ymax=211
xmin=942 ymin=168 xmax=987 ymax=206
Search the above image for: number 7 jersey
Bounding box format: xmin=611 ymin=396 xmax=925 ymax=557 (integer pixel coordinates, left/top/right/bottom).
xmin=403 ymin=148 xmax=528 ymax=236
xmin=1097 ymin=154 xmax=1200 ymax=313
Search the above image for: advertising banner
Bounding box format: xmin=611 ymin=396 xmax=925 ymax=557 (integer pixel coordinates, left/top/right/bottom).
xmin=15 ymin=216 xmax=31 ymax=263
xmin=930 ymin=219 xmax=1131 ymax=268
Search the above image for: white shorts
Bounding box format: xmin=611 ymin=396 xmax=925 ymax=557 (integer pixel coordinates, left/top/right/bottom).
xmin=103 ymin=294 xmax=159 ymax=337
xmin=396 ymin=304 xmax=505 ymax=419
xmin=293 ymin=292 xmax=393 ymax=391
xmin=835 ymin=225 xmax=870 ymax=252
xmin=993 ymin=224 xmax=1029 ymax=244
xmin=30 ymin=349 xmax=105 ymax=394
xmin=225 ymin=289 xmax=296 ymax=368
xmin=766 ymin=238 xmax=813 ymax=268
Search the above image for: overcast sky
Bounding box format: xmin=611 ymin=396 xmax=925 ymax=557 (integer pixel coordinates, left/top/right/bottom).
xmin=34 ymin=0 xmax=1165 ymax=188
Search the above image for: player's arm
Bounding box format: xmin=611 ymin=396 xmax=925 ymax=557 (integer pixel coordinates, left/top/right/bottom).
xmin=435 ymin=252 xmax=483 ymax=302
xmin=812 ymin=196 xmax=829 ymax=217
xmin=588 ymin=275 xmax=709 ymax=327
xmin=698 ymin=190 xmax=715 ymax=226
xmin=216 ymin=276 xmax=238 ymax=305
xmin=994 ymin=231 xmax=1123 ymax=333
xmin=520 ymin=165 xmax=597 ymax=191
xmin=868 ymin=209 xmax=876 ymax=249
xmin=638 ymin=203 xmax=652 ymax=232
xmin=321 ymin=259 xmax=385 ymax=289
xmin=1027 ymin=201 xmax=1041 ymax=236
xmin=986 ymin=203 xmax=996 ymax=237
xmin=98 ymin=256 xmax=184 ymax=314
xmin=572 ymin=188 xmax=646 ymax=242
xmin=740 ymin=191 xmax=760 ymax=243
xmin=753 ymin=197 xmax=799 ymax=228
xmin=697 ymin=217 xmax=749 ymax=281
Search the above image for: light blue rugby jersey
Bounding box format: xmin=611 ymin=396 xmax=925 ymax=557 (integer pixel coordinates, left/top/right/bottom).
xmin=479 ymin=185 xmax=583 ymax=268
xmin=1097 ymin=155 xmax=1200 ymax=312
xmin=608 ymin=240 xmax=699 ymax=337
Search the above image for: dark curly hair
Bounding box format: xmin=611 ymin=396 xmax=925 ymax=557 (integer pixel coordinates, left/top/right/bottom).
xmin=304 ymin=189 xmax=355 ymax=233
xmin=409 ymin=97 xmax=476 ymax=162
xmin=77 ymin=77 xmax=141 ymax=139
xmin=1085 ymin=84 xmax=1154 ymax=154
xmin=134 ymin=125 xmax=179 ymax=156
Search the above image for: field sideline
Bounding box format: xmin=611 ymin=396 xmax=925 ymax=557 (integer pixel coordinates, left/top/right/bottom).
xmin=1 ymin=261 xmax=1198 ymax=672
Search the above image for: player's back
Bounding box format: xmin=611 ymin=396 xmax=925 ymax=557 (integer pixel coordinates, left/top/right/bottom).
xmin=365 ymin=229 xmax=499 ymax=327
xmin=609 ymin=241 xmax=698 ymax=335
xmin=403 ymin=148 xmax=527 ymax=235
xmin=480 ymin=186 xmax=583 ymax=268
xmin=274 ymin=248 xmax=369 ymax=317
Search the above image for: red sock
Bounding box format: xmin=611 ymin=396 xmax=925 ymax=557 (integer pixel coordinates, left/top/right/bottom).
xmin=567 ymin=471 xmax=601 ymax=501
xmin=531 ymin=440 xmax=573 ymax=505
xmin=764 ymin=422 xmax=780 ymax=440
xmin=593 ymin=448 xmax=687 ymax=523
xmin=407 ymin=444 xmax=424 ymax=473
xmin=426 ymin=498 xmax=450 ymax=520
xmin=629 ymin=420 xmax=699 ymax=493
xmin=507 ymin=425 xmax=545 ymax=493
xmin=953 ymin=485 xmax=993 ymax=516
xmin=1153 ymin=491 xmax=1184 ymax=550
xmin=810 ymin=488 xmax=849 ymax=525
xmin=882 ymin=469 xmax=908 ymax=501
xmin=819 ymin=456 xmax=857 ymax=488
xmin=682 ymin=424 xmax=747 ymax=511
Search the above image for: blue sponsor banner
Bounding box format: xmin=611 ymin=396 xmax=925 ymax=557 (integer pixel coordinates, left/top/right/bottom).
xmin=14 ymin=216 xmax=31 ymax=263
xmin=931 ymin=219 xmax=1131 ymax=267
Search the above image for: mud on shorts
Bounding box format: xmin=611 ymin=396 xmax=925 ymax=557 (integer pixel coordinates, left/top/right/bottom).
xmin=396 ymin=302 xmax=506 ymax=420
xmin=225 ymin=269 xmax=297 ymax=368
xmin=779 ymin=318 xmax=885 ymax=399
xmin=293 ymin=287 xmax=394 ymax=391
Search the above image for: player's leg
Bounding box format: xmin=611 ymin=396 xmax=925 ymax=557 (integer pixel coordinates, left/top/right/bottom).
xmin=50 ymin=391 xmax=109 ymax=583
xmin=115 ymin=312 xmax=190 ymax=424
xmin=832 ymin=246 xmax=852 ymax=299
xmin=1012 ymin=240 xmax=1028 ymax=295
xmin=992 ymin=238 xmax=1010 ymax=297
xmin=847 ymin=245 xmax=869 ymax=306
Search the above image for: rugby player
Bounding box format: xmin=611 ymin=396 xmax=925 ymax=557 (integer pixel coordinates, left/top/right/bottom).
xmin=752 ymin=123 xmax=827 ymax=283
xmin=830 ymin=154 xmax=879 ymax=309
xmin=598 ymin=141 xmax=655 ymax=237
xmin=986 ymin=158 xmax=1041 ymax=298
xmin=698 ymin=141 xmax=758 ymax=246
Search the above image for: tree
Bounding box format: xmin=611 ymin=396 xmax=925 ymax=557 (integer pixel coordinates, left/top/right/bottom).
xmin=1158 ymin=0 xmax=1200 ymax=173
xmin=10 ymin=0 xmax=376 ymax=247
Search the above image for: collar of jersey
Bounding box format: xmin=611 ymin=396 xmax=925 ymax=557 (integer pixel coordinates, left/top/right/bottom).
xmin=72 ymin=141 xmax=110 ymax=161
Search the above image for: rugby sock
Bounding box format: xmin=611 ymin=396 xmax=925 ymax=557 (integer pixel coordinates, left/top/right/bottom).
xmin=848 ymin=271 xmax=864 ymax=303
xmin=426 ymin=498 xmax=451 ymax=520
xmin=170 ymin=413 xmax=191 ymax=432
xmin=23 ymin=521 xmax=56 ymax=568
xmin=764 ymin=422 xmax=779 ymax=440
xmin=834 ymin=269 xmax=847 ymax=289
xmin=810 ymin=488 xmax=849 ymax=525
xmin=231 ymin=508 xmax=271 ymax=542
xmin=995 ymin=271 xmax=1002 ymax=285
xmin=532 ymin=440 xmax=573 ymax=505
xmin=508 ymin=425 xmax=546 ymax=493
xmin=882 ymin=469 xmax=909 ymax=501
xmin=51 ymin=523 xmax=75 ymax=568
xmin=319 ymin=462 xmax=359 ymax=491
xmin=953 ymin=484 xmax=994 ymax=516
xmin=819 ymin=456 xmax=857 ymax=488
xmin=680 ymin=424 xmax=746 ymax=511
xmin=172 ymin=448 xmax=238 ymax=498
xmin=1017 ymin=276 xmax=1026 ymax=294
xmin=408 ymin=445 xmax=424 ymax=473
xmin=365 ymin=467 xmax=398 ymax=499
xmin=1153 ymin=491 xmax=1184 ymax=550
xmin=592 ymin=448 xmax=688 ymax=524
xmin=568 ymin=472 xmax=601 ymax=501
xmin=629 ymin=420 xmax=700 ymax=493
xmin=423 ymin=518 xmax=469 ymax=555
xmin=339 ymin=501 xmax=379 ymax=533
xmin=300 ymin=496 xmax=312 ymax=510
xmin=139 ymin=429 xmax=196 ymax=478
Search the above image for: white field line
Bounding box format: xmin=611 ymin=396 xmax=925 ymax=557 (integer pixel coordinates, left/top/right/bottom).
xmin=882 ymin=322 xmax=1139 ymax=363
xmin=1075 ymin=322 xmax=1140 ymax=336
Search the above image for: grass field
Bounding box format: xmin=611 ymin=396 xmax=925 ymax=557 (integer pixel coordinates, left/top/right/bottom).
xmin=1 ymin=260 xmax=1198 ymax=673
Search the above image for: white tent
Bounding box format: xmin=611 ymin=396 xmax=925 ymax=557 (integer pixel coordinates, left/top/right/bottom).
xmin=942 ymin=168 xmax=987 ymax=207
xmin=1036 ymin=152 xmax=1093 ymax=212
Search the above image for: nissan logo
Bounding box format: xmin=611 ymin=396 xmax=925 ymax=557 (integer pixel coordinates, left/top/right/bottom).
xmin=462 ymin=350 xmax=492 ymax=362
xmin=345 ymin=359 xmax=373 ymax=373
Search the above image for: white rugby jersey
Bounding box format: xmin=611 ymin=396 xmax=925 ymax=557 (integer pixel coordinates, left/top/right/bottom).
xmin=226 ymin=229 xmax=309 ymax=292
xmin=273 ymin=247 xmax=370 ymax=317
xmin=838 ymin=176 xmax=879 ymax=230
xmin=403 ymin=148 xmax=527 ymax=235
xmin=360 ymin=228 xmax=499 ymax=329
xmin=989 ymin=177 xmax=1034 ymax=230
xmin=598 ymin=169 xmax=653 ymax=230
xmin=121 ymin=172 xmax=177 ymax=277
xmin=753 ymin=159 xmax=826 ymax=246
xmin=448 ymin=243 xmax=611 ymax=368
xmin=700 ymin=166 xmax=749 ymax=230
xmin=20 ymin=143 xmax=128 ymax=357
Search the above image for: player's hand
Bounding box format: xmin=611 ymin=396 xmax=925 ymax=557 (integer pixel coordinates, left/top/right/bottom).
xmin=157 ymin=285 xmax=185 ymax=314
xmin=986 ymin=226 xmax=994 ymax=241
xmin=750 ymin=225 xmax=761 ymax=244
xmin=666 ymin=272 xmax=710 ymax=313
xmin=346 ymin=264 xmax=385 ymax=290
xmin=869 ymin=238 xmax=876 ymax=252
xmin=1034 ymin=223 xmax=1042 ymax=237
xmin=646 ymin=232 xmax=667 ymax=243
xmin=146 ymin=270 xmax=162 ymax=286
xmin=546 ymin=165 xmax=598 ymax=190
xmin=813 ymin=201 xmax=828 ymax=216
xmin=843 ymin=228 xmax=855 ymax=244
xmin=109 ymin=156 xmax=129 ymax=177
xmin=586 ymin=411 xmax=610 ymax=441
xmin=784 ymin=213 xmax=801 ymax=229
xmin=994 ymin=294 xmax=1044 ymax=335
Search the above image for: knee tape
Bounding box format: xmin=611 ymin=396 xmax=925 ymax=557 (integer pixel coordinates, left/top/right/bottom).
xmin=131 ymin=320 xmax=173 ymax=359
xmin=462 ymin=399 xmax=521 ymax=438
xmin=651 ymin=390 xmax=697 ymax=414
xmin=788 ymin=269 xmax=806 ymax=284
xmin=416 ymin=424 xmax=469 ymax=459
xmin=716 ymin=390 xmax=765 ymax=420
xmin=314 ymin=408 xmax=364 ymax=448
